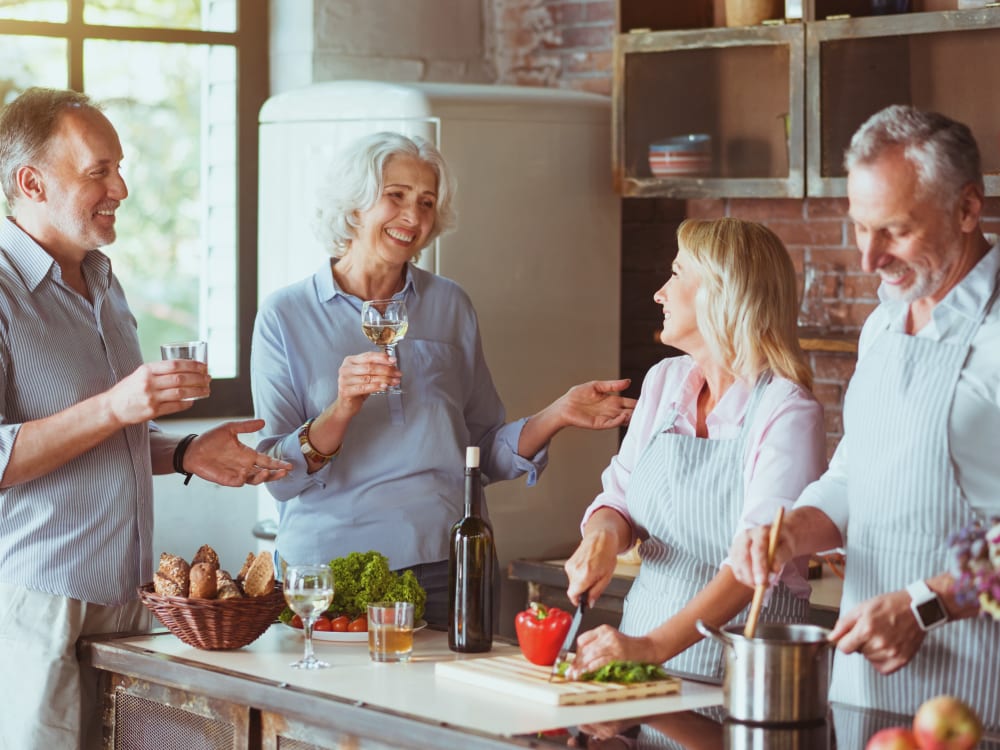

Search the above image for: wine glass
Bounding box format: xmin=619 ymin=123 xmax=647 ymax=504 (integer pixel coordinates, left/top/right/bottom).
xmin=283 ymin=564 xmax=335 ymax=669
xmin=361 ymin=299 xmax=408 ymax=395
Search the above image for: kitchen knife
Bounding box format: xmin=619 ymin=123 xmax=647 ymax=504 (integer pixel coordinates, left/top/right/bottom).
xmin=549 ymin=592 xmax=588 ymax=681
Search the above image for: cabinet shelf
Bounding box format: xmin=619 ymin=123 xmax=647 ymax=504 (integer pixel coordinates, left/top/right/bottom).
xmin=614 ymin=4 xmax=1000 ymax=198
xmin=613 ymin=24 xmax=805 ymax=199
xmin=806 ymin=8 xmax=1000 ymax=197
xmin=798 ymin=328 xmax=859 ymax=353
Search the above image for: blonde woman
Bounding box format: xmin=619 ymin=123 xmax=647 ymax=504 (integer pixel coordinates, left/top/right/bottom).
xmin=564 ymin=217 xmax=827 ymax=682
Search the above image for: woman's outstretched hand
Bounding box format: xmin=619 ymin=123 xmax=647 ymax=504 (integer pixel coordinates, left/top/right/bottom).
xmin=556 ymin=378 xmax=636 ymax=430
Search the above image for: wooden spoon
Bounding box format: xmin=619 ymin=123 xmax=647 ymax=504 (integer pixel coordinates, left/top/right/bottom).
xmin=743 ymin=506 xmax=785 ymax=639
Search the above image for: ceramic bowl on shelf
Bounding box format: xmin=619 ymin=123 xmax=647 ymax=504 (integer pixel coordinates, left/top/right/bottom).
xmin=648 ymin=134 xmax=712 ymax=178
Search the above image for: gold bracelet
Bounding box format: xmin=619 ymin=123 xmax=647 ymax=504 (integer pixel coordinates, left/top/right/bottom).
xmin=297 ymin=418 xmax=340 ymax=464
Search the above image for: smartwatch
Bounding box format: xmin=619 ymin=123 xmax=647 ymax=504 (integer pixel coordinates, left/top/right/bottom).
xmin=906 ymin=579 xmax=948 ymax=632
xmin=297 ymin=418 xmax=339 ymax=465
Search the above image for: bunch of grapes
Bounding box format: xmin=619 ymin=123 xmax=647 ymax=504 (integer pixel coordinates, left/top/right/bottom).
xmin=948 ymin=516 xmax=1000 ymax=620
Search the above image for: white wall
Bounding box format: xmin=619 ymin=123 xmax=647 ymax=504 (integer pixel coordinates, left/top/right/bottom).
xmin=268 ymin=0 xmax=495 ymax=94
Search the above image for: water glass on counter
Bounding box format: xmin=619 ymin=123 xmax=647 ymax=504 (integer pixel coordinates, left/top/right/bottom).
xmin=367 ymin=601 xmax=414 ymax=662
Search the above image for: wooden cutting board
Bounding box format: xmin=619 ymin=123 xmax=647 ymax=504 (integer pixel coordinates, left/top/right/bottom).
xmin=435 ymin=654 xmax=681 ymax=706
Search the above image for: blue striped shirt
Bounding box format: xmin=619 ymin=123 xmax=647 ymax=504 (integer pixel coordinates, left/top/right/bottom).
xmin=251 ymin=260 xmax=547 ymax=570
xmin=0 ymin=217 xmax=152 ymax=605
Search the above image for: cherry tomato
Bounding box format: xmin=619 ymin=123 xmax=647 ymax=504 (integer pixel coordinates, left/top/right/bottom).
xmin=348 ymin=615 xmax=368 ymax=632
xmin=330 ymin=615 xmax=350 ymax=632
xmin=313 ymin=615 xmax=332 ymax=631
xmin=290 ymin=614 xmax=303 ymax=629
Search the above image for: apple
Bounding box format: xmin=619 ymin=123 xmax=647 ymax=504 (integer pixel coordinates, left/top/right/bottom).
xmin=912 ymin=695 xmax=983 ymax=750
xmin=866 ymin=727 xmax=920 ymax=750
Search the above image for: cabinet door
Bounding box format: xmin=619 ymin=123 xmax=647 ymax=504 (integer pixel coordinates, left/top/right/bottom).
xmin=614 ymin=24 xmax=805 ymax=198
xmin=806 ymin=8 xmax=1000 ymax=197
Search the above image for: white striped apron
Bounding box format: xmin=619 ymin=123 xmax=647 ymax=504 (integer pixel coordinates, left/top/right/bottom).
xmin=832 ymin=275 xmax=1000 ymax=738
xmin=620 ymin=373 xmax=808 ymax=681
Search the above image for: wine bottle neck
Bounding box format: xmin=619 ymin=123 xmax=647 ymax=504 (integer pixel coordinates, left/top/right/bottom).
xmin=464 ymin=466 xmax=482 ymax=517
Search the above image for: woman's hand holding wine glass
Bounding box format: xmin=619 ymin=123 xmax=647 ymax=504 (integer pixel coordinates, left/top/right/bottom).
xmin=284 ymin=564 xmax=335 ymax=669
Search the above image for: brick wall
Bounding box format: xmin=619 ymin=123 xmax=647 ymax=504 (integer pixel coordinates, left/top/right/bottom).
xmin=491 ymin=0 xmax=1000 ymax=458
xmin=492 ymin=0 xmax=615 ymax=95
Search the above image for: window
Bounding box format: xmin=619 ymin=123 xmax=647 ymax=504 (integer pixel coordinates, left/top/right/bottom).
xmin=0 ymin=0 xmax=267 ymax=416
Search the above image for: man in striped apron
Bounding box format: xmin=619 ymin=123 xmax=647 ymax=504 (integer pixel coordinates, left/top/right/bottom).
xmin=730 ymin=105 xmax=1000 ymax=741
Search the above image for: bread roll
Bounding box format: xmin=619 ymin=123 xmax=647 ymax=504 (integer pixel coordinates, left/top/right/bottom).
xmin=156 ymin=552 xmax=190 ymax=596
xmin=242 ymin=552 xmax=275 ymax=597
xmin=192 ymin=544 xmax=220 ymax=571
xmin=189 ymin=562 xmax=218 ymax=599
xmin=235 ymin=552 xmax=255 ymax=582
xmin=153 ymin=571 xmax=186 ymax=597
xmin=216 ymin=569 xmax=243 ymax=600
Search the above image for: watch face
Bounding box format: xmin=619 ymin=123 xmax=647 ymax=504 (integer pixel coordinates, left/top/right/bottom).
xmin=916 ymin=597 xmax=947 ymax=626
xmin=299 ymin=440 xmax=311 ymax=455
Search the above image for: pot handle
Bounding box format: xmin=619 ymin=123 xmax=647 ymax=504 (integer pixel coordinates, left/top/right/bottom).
xmin=696 ymin=619 xmax=735 ymax=646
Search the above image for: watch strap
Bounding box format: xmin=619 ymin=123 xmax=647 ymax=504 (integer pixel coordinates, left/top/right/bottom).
xmin=298 ymin=418 xmax=339 ymax=464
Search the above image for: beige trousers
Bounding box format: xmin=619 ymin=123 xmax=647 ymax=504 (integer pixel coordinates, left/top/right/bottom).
xmin=0 ymin=583 xmax=149 ymax=750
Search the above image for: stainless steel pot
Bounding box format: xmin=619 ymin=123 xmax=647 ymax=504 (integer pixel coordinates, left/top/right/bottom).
xmin=696 ymin=620 xmax=833 ymax=725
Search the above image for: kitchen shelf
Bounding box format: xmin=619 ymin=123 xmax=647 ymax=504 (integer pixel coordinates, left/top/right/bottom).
xmin=614 ymin=2 xmax=1000 ymax=198
xmin=806 ymin=7 xmax=1000 ymax=197
xmin=613 ymin=24 xmax=805 ymax=198
xmin=798 ymin=328 xmax=859 ymax=353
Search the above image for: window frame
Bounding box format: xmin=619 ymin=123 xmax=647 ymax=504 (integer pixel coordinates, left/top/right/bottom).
xmin=0 ymin=0 xmax=268 ymax=417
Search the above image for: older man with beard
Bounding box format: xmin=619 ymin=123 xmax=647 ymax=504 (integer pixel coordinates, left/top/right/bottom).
xmin=729 ymin=105 xmax=1000 ymax=738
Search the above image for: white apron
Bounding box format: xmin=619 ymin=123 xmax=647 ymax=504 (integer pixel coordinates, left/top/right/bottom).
xmin=832 ymin=275 xmax=1000 ymax=737
xmin=620 ymin=374 xmax=808 ymax=681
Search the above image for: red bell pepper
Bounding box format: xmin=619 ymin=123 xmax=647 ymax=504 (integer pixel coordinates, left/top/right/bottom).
xmin=515 ymin=601 xmax=573 ymax=666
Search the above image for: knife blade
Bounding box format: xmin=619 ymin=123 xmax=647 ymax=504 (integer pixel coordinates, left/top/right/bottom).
xmin=549 ymin=592 xmax=588 ymax=681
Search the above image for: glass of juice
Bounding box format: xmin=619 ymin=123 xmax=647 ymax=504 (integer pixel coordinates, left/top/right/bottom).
xmin=367 ymin=601 xmax=414 ymax=662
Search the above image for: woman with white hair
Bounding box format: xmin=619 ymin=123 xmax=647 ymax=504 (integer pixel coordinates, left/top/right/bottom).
xmin=564 ymin=217 xmax=827 ymax=682
xmin=251 ymin=131 xmax=635 ymax=625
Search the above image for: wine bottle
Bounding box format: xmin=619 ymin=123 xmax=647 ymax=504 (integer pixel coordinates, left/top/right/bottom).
xmin=448 ymin=446 xmax=495 ymax=652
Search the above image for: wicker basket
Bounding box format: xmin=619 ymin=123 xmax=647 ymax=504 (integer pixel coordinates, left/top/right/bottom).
xmin=138 ymin=582 xmax=285 ymax=650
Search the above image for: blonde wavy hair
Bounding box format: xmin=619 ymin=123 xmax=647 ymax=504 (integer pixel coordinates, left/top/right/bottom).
xmin=678 ymin=217 xmax=813 ymax=391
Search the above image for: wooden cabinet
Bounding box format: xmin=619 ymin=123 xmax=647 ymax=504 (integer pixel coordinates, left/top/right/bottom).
xmin=807 ymin=7 xmax=1000 ymax=196
xmin=614 ymin=1 xmax=1000 ymax=198
xmin=614 ymin=24 xmax=805 ymax=198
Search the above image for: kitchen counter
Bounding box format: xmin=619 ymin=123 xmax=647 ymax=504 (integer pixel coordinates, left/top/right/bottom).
xmin=82 ymin=625 xmax=721 ymax=749
xmin=82 ymin=625 xmax=1000 ymax=749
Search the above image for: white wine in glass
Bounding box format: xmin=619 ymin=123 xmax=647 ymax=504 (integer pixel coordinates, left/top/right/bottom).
xmin=284 ymin=564 xmax=335 ymax=669
xmin=361 ymin=299 xmax=408 ymax=395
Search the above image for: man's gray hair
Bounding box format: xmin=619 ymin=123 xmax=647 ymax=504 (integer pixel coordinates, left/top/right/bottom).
xmin=0 ymin=87 xmax=100 ymax=206
xmin=844 ymin=104 xmax=983 ymax=204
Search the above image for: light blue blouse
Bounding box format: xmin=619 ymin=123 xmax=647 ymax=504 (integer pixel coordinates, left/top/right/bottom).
xmin=251 ymin=260 xmax=547 ymax=569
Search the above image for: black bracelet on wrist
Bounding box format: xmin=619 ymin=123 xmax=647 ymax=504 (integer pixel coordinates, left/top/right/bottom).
xmin=173 ymin=433 xmax=198 ymax=486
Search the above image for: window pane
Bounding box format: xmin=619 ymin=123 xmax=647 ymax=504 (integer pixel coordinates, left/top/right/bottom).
xmin=0 ymin=0 xmax=66 ymax=22
xmin=0 ymin=35 xmax=68 ymax=214
xmin=83 ymin=0 xmax=236 ymax=32
xmin=84 ymin=40 xmax=237 ymax=377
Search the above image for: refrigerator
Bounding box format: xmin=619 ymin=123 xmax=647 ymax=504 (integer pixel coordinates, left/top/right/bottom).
xmin=256 ymin=80 xmax=621 ymax=633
